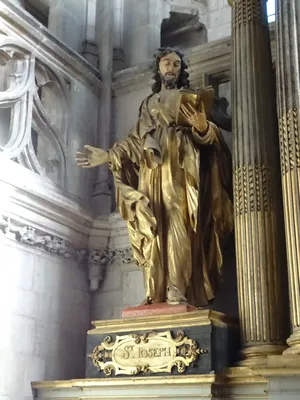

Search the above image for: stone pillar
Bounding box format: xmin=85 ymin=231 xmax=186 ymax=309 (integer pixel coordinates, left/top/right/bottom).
xmin=231 ymin=0 xmax=288 ymax=365
xmin=123 ymin=0 xmax=164 ymax=66
xmin=113 ymin=0 xmax=125 ymax=71
xmin=82 ymin=0 xmax=98 ymax=67
xmin=276 ymin=0 xmax=300 ymax=354
xmin=91 ymin=0 xmax=114 ymax=215
xmin=48 ymin=0 xmax=87 ymax=52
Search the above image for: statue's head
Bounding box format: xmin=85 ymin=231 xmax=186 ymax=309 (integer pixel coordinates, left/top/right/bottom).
xmin=152 ymin=47 xmax=190 ymax=93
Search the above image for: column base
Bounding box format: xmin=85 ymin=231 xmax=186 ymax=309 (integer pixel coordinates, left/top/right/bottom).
xmin=239 ymin=345 xmax=287 ymax=367
xmin=283 ymin=330 xmax=300 ymax=355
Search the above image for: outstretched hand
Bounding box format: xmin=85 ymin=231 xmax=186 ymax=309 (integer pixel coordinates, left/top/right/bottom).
xmin=180 ymin=100 xmax=208 ymax=134
xmin=76 ymin=145 xmax=110 ymax=168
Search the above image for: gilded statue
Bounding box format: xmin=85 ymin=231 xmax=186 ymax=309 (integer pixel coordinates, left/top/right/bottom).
xmin=76 ymin=48 xmax=233 ymax=307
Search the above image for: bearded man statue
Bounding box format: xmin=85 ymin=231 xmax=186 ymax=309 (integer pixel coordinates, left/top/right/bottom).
xmin=76 ymin=47 xmax=233 ymax=307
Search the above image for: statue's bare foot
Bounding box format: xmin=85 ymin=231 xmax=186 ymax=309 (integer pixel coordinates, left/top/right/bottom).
xmin=139 ymin=297 xmax=153 ymax=306
xmin=167 ymin=286 xmax=188 ymax=305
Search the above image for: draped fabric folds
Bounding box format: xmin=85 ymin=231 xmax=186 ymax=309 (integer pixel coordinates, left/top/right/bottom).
xmin=108 ymin=90 xmax=233 ymax=306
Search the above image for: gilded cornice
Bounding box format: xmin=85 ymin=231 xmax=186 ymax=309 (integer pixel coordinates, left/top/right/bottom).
xmin=88 ymin=310 xmax=238 ymax=335
xmin=32 ymin=374 xmax=216 ymax=390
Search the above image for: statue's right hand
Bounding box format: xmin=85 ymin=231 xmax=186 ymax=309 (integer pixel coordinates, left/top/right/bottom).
xmin=76 ymin=145 xmax=110 ymax=168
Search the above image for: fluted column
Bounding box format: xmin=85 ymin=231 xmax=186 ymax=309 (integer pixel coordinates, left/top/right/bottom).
xmin=231 ymin=0 xmax=289 ymax=365
xmin=276 ymin=0 xmax=300 ymax=354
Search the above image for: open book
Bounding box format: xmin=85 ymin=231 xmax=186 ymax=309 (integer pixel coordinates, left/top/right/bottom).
xmin=176 ymin=87 xmax=215 ymax=127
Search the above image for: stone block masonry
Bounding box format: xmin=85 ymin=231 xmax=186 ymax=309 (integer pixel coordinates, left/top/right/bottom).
xmin=0 ymin=239 xmax=91 ymax=400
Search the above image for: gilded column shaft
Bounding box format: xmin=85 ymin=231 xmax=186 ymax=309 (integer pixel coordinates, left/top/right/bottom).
xmin=232 ymin=0 xmax=288 ymax=364
xmin=276 ymin=0 xmax=300 ymax=354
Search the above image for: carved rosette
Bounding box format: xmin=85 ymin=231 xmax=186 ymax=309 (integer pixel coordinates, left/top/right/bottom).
xmin=88 ymin=331 xmax=207 ymax=376
xmin=276 ymin=0 xmax=300 ymax=354
xmin=231 ymin=0 xmax=288 ymax=364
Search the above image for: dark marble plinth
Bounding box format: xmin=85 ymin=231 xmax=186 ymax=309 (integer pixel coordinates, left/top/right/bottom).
xmin=86 ymin=309 xmax=240 ymax=378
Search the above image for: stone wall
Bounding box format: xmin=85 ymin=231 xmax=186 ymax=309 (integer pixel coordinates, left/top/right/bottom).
xmin=91 ymin=260 xmax=144 ymax=321
xmin=0 ymin=238 xmax=91 ymax=400
xmin=0 ymin=154 xmax=94 ymax=400
xmin=0 ymin=2 xmax=101 ymax=399
xmin=115 ymin=0 xmax=232 ymax=68
xmin=208 ymin=0 xmax=231 ymax=42
xmin=48 ymin=0 xmax=87 ymax=53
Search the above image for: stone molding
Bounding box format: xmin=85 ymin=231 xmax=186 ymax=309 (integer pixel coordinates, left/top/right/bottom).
xmin=0 ymin=159 xmax=92 ymax=246
xmin=0 ymin=0 xmax=102 ymax=94
xmin=0 ymin=213 xmax=132 ymax=266
xmin=0 ymin=159 xmax=133 ymax=290
xmin=88 ymin=246 xmax=133 ymax=291
xmin=0 ymin=213 xmax=132 ymax=293
xmin=31 ymin=359 xmax=300 ymax=399
xmin=89 ymin=247 xmax=133 ymax=266
xmin=0 ymin=209 xmax=132 ymax=293
xmin=0 ymin=214 xmax=87 ymax=260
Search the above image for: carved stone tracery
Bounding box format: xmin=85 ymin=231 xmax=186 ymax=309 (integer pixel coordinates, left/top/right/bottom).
xmin=0 ymin=35 xmax=35 ymax=158
xmin=0 ymin=34 xmax=69 ymax=187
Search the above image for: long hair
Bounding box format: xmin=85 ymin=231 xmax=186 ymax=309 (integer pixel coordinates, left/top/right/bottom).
xmin=151 ymin=47 xmax=190 ymax=93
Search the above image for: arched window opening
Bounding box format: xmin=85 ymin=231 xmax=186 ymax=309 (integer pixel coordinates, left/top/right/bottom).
xmin=267 ymin=0 xmax=275 ymax=23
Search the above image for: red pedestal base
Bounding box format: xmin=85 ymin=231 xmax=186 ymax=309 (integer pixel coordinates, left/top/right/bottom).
xmin=122 ymin=302 xmax=197 ymax=318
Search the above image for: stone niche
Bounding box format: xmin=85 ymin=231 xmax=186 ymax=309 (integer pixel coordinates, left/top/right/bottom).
xmin=161 ymin=11 xmax=207 ymax=49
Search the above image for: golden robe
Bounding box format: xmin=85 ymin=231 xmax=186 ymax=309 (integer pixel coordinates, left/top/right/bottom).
xmin=108 ymin=89 xmax=233 ymax=306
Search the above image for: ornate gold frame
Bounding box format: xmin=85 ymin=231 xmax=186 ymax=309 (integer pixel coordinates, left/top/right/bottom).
xmin=88 ymin=330 xmax=207 ymax=376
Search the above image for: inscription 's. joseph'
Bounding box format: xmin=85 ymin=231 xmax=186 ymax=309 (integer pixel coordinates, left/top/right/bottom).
xmin=120 ymin=345 xmax=174 ymax=360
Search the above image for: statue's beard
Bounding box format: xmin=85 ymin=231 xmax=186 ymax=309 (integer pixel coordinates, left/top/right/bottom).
xmin=160 ymin=73 xmax=178 ymax=89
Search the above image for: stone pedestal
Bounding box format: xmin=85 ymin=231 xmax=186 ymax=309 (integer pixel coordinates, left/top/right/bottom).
xmin=86 ymin=310 xmax=240 ymax=378
xmin=261 ymin=355 xmax=300 ymax=400
xmin=31 ymin=365 xmax=300 ymax=400
xmin=122 ymin=302 xmax=197 ymax=318
xmin=32 ymin=375 xmax=217 ymax=400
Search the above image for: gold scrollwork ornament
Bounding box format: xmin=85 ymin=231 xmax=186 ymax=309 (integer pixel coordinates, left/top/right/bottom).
xmin=88 ymin=331 xmax=208 ymax=376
